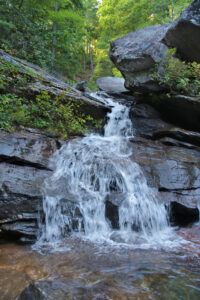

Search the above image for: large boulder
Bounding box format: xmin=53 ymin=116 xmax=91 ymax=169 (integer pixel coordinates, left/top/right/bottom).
xmin=110 ymin=1 xmax=200 ymax=94
xmin=164 ymin=0 xmax=200 ymax=63
xmin=96 ymin=77 xmax=128 ymax=94
xmin=110 ymin=24 xmax=169 ymax=93
xmin=0 ymin=129 xmax=86 ymax=243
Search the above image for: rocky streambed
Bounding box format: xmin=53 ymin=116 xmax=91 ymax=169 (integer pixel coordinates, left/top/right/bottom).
xmin=0 ymin=232 xmax=199 ymax=300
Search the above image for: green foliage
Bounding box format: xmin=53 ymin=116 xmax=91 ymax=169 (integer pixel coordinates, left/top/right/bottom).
xmin=0 ymin=0 xmax=87 ymax=78
xmin=0 ymin=91 xmax=99 ymax=138
xmin=93 ymin=51 xmax=114 ymax=78
xmin=154 ymin=49 xmax=200 ymax=96
xmin=0 ymin=94 xmax=27 ymax=131
xmin=0 ymin=57 xmax=35 ymax=91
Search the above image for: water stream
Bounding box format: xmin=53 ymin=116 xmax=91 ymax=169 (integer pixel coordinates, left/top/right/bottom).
xmin=0 ymin=93 xmax=199 ymax=300
xmin=36 ymin=93 xmax=178 ymax=251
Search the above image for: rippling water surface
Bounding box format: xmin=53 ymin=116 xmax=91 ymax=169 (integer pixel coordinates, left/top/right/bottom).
xmin=0 ymin=225 xmax=200 ymax=300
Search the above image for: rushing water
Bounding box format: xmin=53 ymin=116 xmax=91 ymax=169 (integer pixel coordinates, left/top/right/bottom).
xmin=1 ymin=93 xmax=200 ymax=300
xmin=36 ymin=93 xmax=179 ymax=251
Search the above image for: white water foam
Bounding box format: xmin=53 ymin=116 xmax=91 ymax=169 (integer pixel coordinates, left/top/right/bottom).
xmin=36 ymin=92 xmax=182 ymax=251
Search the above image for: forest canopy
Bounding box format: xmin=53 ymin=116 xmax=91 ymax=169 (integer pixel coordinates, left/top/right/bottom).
xmin=0 ymin=0 xmax=192 ymax=80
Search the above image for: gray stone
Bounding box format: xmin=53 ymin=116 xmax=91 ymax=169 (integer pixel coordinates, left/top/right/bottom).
xmin=110 ymin=24 xmax=169 ymax=93
xmin=164 ymin=0 xmax=200 ymax=63
xmin=96 ymin=76 xmax=128 ymax=93
xmin=142 ymin=94 xmax=200 ymax=132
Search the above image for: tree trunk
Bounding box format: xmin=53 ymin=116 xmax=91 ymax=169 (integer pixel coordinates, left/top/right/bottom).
xmin=89 ymin=43 xmax=94 ymax=72
xmin=51 ymin=3 xmax=59 ymax=71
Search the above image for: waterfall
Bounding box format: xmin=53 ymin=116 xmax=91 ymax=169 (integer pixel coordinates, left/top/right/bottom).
xmin=37 ymin=93 xmax=174 ymax=249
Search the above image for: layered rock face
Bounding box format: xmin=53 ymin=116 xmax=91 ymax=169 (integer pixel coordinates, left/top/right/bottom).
xmin=105 ymin=100 xmax=200 ymax=228
xmin=0 ymin=130 xmax=60 ymax=243
xmin=131 ymin=103 xmax=200 ymax=210
xmin=1 ymin=100 xmax=199 ymax=244
xmin=110 ymin=0 xmax=200 ymax=93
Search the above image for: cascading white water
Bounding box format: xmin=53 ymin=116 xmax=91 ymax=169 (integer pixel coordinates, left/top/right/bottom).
xmin=37 ymin=92 xmax=175 ymax=249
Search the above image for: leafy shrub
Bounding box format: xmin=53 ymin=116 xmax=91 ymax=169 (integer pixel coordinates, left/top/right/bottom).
xmin=0 ymin=57 xmax=34 ymax=91
xmin=0 ymin=57 xmax=101 ymax=138
xmin=0 ymin=91 xmax=100 ymax=138
xmin=154 ymin=49 xmax=200 ymax=96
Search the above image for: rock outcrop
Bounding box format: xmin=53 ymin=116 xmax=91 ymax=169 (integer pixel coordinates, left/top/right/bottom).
xmin=164 ymin=0 xmax=200 ymax=63
xmin=110 ymin=24 xmax=169 ymax=93
xmin=110 ymin=1 xmax=200 ymax=94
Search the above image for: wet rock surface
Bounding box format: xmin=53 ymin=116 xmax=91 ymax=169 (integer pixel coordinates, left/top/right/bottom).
xmin=0 ymin=130 xmax=60 ymax=243
xmin=169 ymin=202 xmax=199 ymax=227
xmin=129 ymin=102 xmax=200 ymax=225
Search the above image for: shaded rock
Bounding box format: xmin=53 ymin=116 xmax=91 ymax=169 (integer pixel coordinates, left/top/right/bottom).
xmin=96 ymin=77 xmax=128 ymax=94
xmin=74 ymin=81 xmax=88 ymax=92
xmin=143 ymin=94 xmax=200 ymax=133
xmin=170 ymin=201 xmax=199 ymax=227
xmin=17 ymin=279 xmax=110 ymax=300
xmin=110 ymin=24 xmax=169 ymax=93
xmin=0 ymin=163 xmax=50 ymax=243
xmin=152 ymin=128 xmax=200 ymax=147
xmin=105 ymin=199 xmax=120 ymax=229
xmin=156 ymin=137 xmax=200 ymax=150
xmin=131 ymin=103 xmax=172 ymax=138
xmin=164 ymin=0 xmax=200 ymax=63
xmin=0 ymin=221 xmax=37 ymax=243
